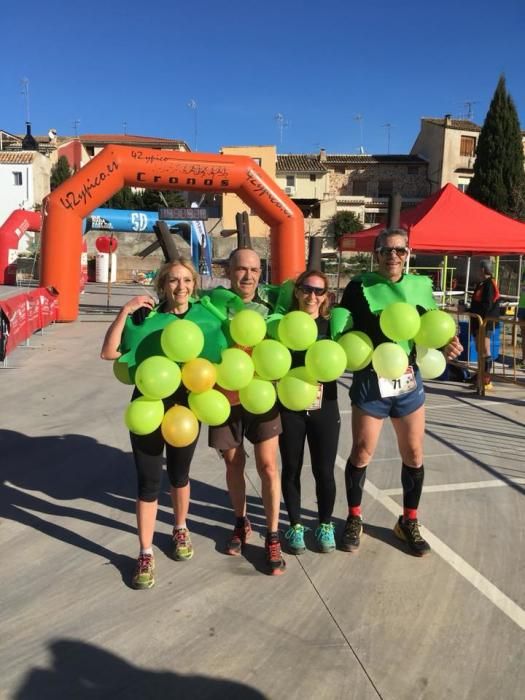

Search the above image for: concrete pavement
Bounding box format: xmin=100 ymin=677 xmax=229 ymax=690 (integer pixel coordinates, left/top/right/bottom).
xmin=1 ymin=282 xmax=524 ymax=699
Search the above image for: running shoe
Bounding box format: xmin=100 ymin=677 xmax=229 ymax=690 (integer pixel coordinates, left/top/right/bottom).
xmin=225 ymin=518 xmax=252 ymax=556
xmin=265 ymin=535 xmax=286 ymax=576
xmin=132 ymin=553 xmax=155 ymax=590
xmin=171 ymin=527 xmax=194 ymax=561
xmin=393 ymin=516 xmax=431 ymax=556
xmin=315 ymin=522 xmax=336 ymax=553
xmin=285 ymin=524 xmax=306 ymax=554
xmin=340 ymin=515 xmax=363 ymax=552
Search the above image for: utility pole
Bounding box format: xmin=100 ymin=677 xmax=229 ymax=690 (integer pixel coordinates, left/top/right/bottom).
xmin=354 ymin=114 xmax=365 ymax=154
xmin=122 ymin=121 xmax=128 ymax=135
xmin=73 ymin=119 xmax=80 ymax=137
xmin=382 ymin=123 xmax=394 ymax=154
xmin=274 ymin=112 xmax=289 ymax=146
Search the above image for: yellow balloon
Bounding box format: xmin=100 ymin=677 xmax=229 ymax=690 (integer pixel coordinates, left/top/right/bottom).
xmin=161 ymin=405 xmax=199 ymax=447
xmin=372 ymin=342 xmax=409 ymax=379
xmin=182 ymin=358 xmax=217 ymax=393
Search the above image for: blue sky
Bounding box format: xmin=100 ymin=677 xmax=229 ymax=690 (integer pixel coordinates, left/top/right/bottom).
xmin=2 ymin=0 xmax=524 ymax=156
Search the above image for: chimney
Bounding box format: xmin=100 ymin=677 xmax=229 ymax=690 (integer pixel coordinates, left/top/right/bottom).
xmin=444 ymin=114 xmax=452 ymax=127
xmin=319 ymin=148 xmax=327 ymax=163
xmin=22 ymin=122 xmax=39 ymax=152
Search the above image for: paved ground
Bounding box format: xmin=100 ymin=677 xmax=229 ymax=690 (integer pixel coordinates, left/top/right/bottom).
xmin=1 ymin=283 xmax=524 ymax=699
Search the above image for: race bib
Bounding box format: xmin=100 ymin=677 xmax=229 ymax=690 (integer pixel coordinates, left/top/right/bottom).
xmin=306 ymin=383 xmax=323 ymax=411
xmin=378 ymin=367 xmax=417 ymax=398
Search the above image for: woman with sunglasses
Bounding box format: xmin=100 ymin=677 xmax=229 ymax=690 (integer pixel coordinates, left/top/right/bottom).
xmin=279 ymin=269 xmax=341 ymax=554
xmin=339 ymin=229 xmax=462 ymax=557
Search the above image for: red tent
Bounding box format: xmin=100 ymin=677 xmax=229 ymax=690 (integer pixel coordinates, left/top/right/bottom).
xmin=339 ymin=184 xmax=525 ymax=254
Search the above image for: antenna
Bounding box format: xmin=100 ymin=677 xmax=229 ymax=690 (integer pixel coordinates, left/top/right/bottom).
xmin=382 ymin=123 xmax=394 ymax=154
xmin=122 ymin=120 xmax=128 ymax=135
xmin=20 ymin=78 xmax=30 ymax=123
xmin=274 ymin=112 xmax=290 ymax=146
xmin=354 ymin=113 xmax=365 ymax=154
xmin=187 ymin=99 xmax=198 ymax=150
xmin=72 ymin=119 xmax=80 ymax=137
xmin=462 ymin=101 xmax=479 ymax=121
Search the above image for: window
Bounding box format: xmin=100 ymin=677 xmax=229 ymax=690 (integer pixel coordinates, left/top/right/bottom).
xmin=364 ymin=211 xmax=385 ymax=224
xmin=378 ymin=180 xmax=393 ymax=197
xmin=309 ymin=174 xmax=316 ymax=182
xmin=286 ymin=175 xmax=295 ymax=187
xmin=458 ymin=178 xmax=471 ymax=193
xmin=86 ymin=146 xmax=95 ymax=157
xmin=352 ymin=180 xmax=367 ymax=196
xmin=13 ymin=171 xmax=23 ymax=186
xmin=252 ymin=157 xmax=262 ymax=166
xmin=460 ymin=136 xmax=476 ymax=157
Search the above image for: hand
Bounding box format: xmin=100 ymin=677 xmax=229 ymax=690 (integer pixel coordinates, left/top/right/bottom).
xmin=123 ymin=296 xmax=155 ymax=315
xmin=443 ymin=336 xmax=463 ymax=361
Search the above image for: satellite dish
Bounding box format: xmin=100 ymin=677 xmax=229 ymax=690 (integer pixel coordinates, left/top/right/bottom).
xmin=48 ymin=128 xmax=57 ymax=142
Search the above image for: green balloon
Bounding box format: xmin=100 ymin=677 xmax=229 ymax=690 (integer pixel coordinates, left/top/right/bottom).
xmin=416 ymin=345 xmax=447 ymax=379
xmin=239 ymin=379 xmax=276 ymax=414
xmin=305 ymin=339 xmax=347 ymax=382
xmin=277 ymin=367 xmax=319 ymax=411
xmin=229 ymin=309 xmax=267 ymax=347
xmin=124 ymin=396 xmax=164 ymax=435
xmin=188 ymin=389 xmax=231 ymax=426
xmin=113 ymin=360 xmax=133 ymax=385
xmin=216 ymin=348 xmax=254 ymax=390
xmin=161 ymin=319 xmax=204 ymax=362
xmin=277 ymin=311 xmax=318 ymax=351
xmin=337 ymin=331 xmax=374 ymax=371
xmin=380 ymin=302 xmax=421 ymax=341
xmin=372 ymin=342 xmax=409 ymax=379
xmin=135 ymin=355 xmax=181 ymax=399
xmin=414 ymin=310 xmax=456 ymax=349
xmin=252 ymin=339 xmax=292 ymax=380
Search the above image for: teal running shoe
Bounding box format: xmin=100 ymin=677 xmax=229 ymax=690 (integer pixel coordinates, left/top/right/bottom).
xmin=315 ymin=522 xmax=336 ymax=553
xmin=285 ymin=524 xmax=306 ymax=554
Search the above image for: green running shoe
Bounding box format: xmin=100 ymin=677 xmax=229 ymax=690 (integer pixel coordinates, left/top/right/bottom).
xmin=171 ymin=527 xmax=194 ymax=561
xmin=315 ymin=522 xmax=336 ymax=553
xmin=132 ymin=553 xmax=155 ymax=590
xmin=285 ymin=524 xmax=306 ymax=554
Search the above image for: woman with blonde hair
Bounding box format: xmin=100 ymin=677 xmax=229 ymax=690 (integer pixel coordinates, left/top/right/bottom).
xmin=101 ymin=257 xmax=225 ymax=589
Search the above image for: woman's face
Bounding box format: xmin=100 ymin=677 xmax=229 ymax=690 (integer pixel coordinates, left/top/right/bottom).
xmin=165 ymin=264 xmax=195 ymax=307
xmin=295 ymin=274 xmax=327 ymax=317
xmin=375 ymin=234 xmax=409 ymax=281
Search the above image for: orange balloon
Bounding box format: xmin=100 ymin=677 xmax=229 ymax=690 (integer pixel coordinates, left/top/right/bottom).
xmin=161 ymin=405 xmax=199 ymax=447
xmin=181 ymin=358 xmax=217 ymax=393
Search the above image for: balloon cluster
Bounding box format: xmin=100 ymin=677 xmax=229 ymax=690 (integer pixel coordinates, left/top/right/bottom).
xmin=115 ymin=301 xmax=457 ymax=442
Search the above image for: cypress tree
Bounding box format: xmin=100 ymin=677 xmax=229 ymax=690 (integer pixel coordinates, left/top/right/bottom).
xmin=468 ymin=75 xmax=525 ymax=219
xmin=50 ymin=156 xmax=72 ymax=190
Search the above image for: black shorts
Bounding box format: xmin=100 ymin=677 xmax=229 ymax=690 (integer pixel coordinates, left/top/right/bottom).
xmin=208 ymin=403 xmax=282 ymax=451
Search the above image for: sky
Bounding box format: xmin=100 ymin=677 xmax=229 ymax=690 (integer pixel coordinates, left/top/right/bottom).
xmin=1 ymin=0 xmax=524 ymax=156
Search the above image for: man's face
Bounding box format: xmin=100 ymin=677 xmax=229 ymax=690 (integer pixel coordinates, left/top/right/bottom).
xmin=229 ymin=249 xmax=262 ymax=301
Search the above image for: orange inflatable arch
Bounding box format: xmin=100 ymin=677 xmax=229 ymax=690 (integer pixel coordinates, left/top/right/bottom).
xmin=40 ymin=145 xmax=306 ymax=321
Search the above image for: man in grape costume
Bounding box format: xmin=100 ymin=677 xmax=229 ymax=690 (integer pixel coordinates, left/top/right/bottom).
xmin=339 ymin=229 xmax=463 ymax=556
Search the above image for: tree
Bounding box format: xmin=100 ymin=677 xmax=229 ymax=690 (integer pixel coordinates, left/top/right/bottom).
xmin=331 ymin=210 xmax=364 ymax=241
xmin=467 ymin=75 xmax=525 ymax=220
xmin=50 ymin=156 xmax=72 ymax=190
xmin=102 ymin=187 xmax=187 ymax=211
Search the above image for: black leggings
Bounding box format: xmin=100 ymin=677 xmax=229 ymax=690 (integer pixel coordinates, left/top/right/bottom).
xmin=279 ymin=399 xmax=340 ymax=524
xmin=130 ymin=388 xmax=200 ymax=502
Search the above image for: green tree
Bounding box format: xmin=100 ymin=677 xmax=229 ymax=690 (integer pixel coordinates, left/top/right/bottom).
xmin=141 ymin=189 xmax=186 ymax=211
xmin=102 ymin=188 xmax=186 ymax=211
xmin=50 ymin=156 xmax=72 ymax=190
xmin=331 ymin=210 xmax=364 ymax=241
xmin=467 ymin=75 xmax=525 ymax=219
xmin=103 ymin=186 xmax=141 ymax=209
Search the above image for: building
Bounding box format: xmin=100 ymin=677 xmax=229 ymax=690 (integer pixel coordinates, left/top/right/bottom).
xmin=410 ymin=115 xmax=482 ymax=193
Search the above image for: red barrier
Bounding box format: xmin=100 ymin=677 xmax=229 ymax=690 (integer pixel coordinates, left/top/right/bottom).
xmin=0 ymin=288 xmax=58 ymax=360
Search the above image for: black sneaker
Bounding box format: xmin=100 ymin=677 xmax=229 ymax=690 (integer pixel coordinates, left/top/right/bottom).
xmin=394 ymin=516 xmax=431 ymax=556
xmin=265 ymin=536 xmax=286 ymax=576
xmin=340 ymin=515 xmax=363 ymax=552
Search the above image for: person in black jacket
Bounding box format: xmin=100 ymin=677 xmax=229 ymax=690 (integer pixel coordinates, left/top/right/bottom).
xmin=279 ymin=270 xmax=340 ymax=555
xmin=469 ymin=259 xmax=501 ymax=388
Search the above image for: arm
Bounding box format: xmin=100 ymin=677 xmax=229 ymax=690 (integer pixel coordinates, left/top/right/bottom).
xmin=100 ymin=295 xmax=154 ymax=360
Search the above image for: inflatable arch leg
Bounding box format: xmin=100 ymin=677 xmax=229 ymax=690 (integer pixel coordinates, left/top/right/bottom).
xmin=40 ymin=146 xmax=305 ymax=321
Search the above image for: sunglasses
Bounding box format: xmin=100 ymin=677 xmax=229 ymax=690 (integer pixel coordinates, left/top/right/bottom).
xmin=377 ymin=246 xmax=409 ymax=257
xmin=298 ymin=284 xmax=327 ymax=297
